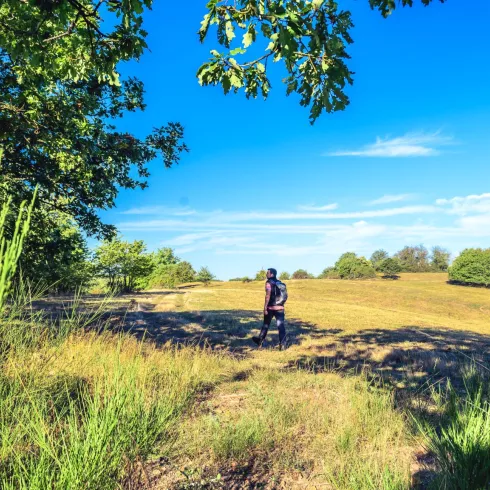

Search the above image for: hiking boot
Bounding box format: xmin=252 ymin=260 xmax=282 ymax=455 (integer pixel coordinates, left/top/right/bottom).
xmin=252 ymin=336 xmax=264 ymax=347
xmin=278 ymin=342 xmax=288 ymax=351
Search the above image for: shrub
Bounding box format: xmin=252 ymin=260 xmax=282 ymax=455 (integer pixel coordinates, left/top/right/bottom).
xmin=449 ymin=248 xmax=490 ymax=287
xmin=255 ymin=269 xmax=267 ymax=281
xmin=335 ymin=253 xmax=376 ymax=280
xmin=378 ymin=258 xmax=402 ymax=279
xmin=147 ymin=261 xmax=196 ymax=289
xmin=292 ymin=269 xmax=311 ymax=279
xmin=279 ymin=271 xmax=290 ymax=281
xmin=318 ymin=267 xmax=340 ymax=279
xmin=196 ymin=266 xmax=215 ymax=285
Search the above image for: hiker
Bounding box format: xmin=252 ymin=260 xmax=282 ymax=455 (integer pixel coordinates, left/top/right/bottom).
xmin=252 ymin=268 xmax=288 ymax=350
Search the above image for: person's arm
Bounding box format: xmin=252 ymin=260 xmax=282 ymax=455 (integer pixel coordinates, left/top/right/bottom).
xmin=264 ymin=282 xmax=271 ymax=316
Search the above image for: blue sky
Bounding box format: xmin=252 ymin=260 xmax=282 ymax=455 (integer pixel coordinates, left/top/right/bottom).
xmin=99 ymin=0 xmax=490 ymax=280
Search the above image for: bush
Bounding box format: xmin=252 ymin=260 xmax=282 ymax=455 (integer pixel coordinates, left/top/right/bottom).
xmin=196 ymin=266 xmax=215 ymax=285
xmin=279 ymin=271 xmax=290 ymax=281
xmin=378 ymin=258 xmax=402 ymax=279
xmin=147 ymin=261 xmax=196 ymax=289
xmin=335 ymin=253 xmax=376 ymax=280
xmin=318 ymin=267 xmax=340 ymax=279
xmin=292 ymin=269 xmax=311 ymax=279
xmin=449 ymin=248 xmax=490 ymax=287
xmin=255 ymin=269 xmax=267 ymax=281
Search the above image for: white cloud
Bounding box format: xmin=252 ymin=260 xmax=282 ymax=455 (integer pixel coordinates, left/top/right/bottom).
xmin=297 ymin=203 xmax=339 ymax=211
xmin=117 ymin=205 xmax=438 ymax=232
xmin=370 ymin=194 xmax=416 ymax=205
xmin=436 ymin=192 xmax=490 ymax=215
xmin=327 ymin=131 xmax=454 ymax=158
xmin=121 ymin=206 xmax=196 ymax=216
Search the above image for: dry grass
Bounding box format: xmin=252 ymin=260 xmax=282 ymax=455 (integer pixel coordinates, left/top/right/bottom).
xmin=19 ymin=274 xmax=490 ymax=488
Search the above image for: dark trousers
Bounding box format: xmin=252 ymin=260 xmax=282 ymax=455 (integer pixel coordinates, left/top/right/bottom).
xmin=261 ymin=309 xmax=286 ymax=345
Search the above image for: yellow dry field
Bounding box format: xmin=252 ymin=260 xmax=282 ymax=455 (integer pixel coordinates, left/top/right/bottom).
xmin=84 ymin=273 xmax=489 ymax=488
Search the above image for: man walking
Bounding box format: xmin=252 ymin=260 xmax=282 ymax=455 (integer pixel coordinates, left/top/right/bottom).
xmin=252 ymin=268 xmax=287 ymax=350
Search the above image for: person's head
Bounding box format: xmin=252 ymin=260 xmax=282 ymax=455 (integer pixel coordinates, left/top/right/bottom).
xmin=266 ymin=268 xmax=277 ymax=279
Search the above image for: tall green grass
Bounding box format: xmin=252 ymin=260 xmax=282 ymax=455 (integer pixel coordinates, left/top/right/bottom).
xmin=422 ymin=369 xmax=490 ymax=490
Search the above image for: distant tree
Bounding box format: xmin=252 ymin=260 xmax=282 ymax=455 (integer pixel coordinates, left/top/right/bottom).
xmin=242 ymin=276 xmax=252 ymax=283
xmin=431 ymin=246 xmax=451 ymax=272
xmin=318 ymin=267 xmax=340 ymax=279
xmin=335 ymin=252 xmax=357 ymax=267
xmin=279 ymin=271 xmax=291 ymax=281
xmin=196 ymin=266 xmax=215 ymax=285
xmin=292 ymin=269 xmax=311 ymax=279
xmin=370 ymin=249 xmax=389 ymax=271
xmin=152 ymin=248 xmax=180 ymax=267
xmin=449 ymin=248 xmax=490 ymax=287
xmin=94 ymin=238 xmax=153 ymax=292
xmin=255 ymin=269 xmax=267 ymax=281
xmin=378 ymin=258 xmax=402 ymax=279
xmin=395 ymin=245 xmax=431 ymax=272
xmin=335 ymin=253 xmax=376 ymax=280
xmin=147 ymin=261 xmax=196 ymax=289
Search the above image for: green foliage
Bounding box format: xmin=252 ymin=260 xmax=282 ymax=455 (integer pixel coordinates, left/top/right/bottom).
xmin=292 ymin=269 xmax=311 ymax=279
xmin=431 ymin=246 xmax=451 ymax=272
xmin=152 ymin=247 xmax=181 ymax=267
xmin=369 ymin=0 xmax=446 ymax=18
xmin=449 ymin=248 xmax=490 ymax=287
xmin=370 ymin=249 xmax=389 ymax=271
xmin=318 ymin=266 xmax=340 ymax=279
xmin=196 ymin=266 xmax=215 ymax=285
xmin=198 ymin=0 xmax=354 ymax=124
xmin=279 ymin=271 xmax=290 ymax=281
xmin=229 ymin=276 xmax=252 ymax=283
xmin=94 ymin=238 xmax=153 ymax=292
xmin=378 ymin=257 xmax=402 ymax=279
xmin=335 ymin=253 xmax=376 ymax=280
xmin=421 ymin=376 xmax=490 ymax=490
xmin=20 ymin=213 xmax=93 ymax=293
xmin=147 ymin=261 xmax=196 ymax=289
xmin=0 ymin=1 xmax=187 ymax=238
xmin=0 ymin=188 xmax=36 ymax=312
xmin=255 ymin=269 xmax=267 ymax=281
xmin=395 ymin=245 xmax=431 ymax=272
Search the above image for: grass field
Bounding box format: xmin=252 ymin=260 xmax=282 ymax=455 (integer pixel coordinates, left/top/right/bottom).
xmin=4 ymin=274 xmax=490 ymax=488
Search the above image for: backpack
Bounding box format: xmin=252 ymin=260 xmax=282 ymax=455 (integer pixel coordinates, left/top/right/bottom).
xmin=271 ymin=279 xmax=288 ymax=306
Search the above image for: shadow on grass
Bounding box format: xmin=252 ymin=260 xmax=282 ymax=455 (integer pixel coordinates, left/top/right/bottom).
xmin=108 ymin=308 xmax=322 ymax=355
xmin=288 ymin=326 xmax=490 ymax=394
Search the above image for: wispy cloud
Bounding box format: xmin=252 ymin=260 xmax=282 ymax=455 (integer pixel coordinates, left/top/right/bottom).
xmin=117 ymin=205 xmax=438 ymax=231
xmin=297 ymin=203 xmax=338 ymax=211
xmin=121 ymin=206 xmax=196 ymax=216
xmin=327 ymin=131 xmax=454 ymax=158
xmin=370 ymin=194 xmax=416 ymax=205
xmin=436 ymin=193 xmax=490 ymax=215
xmin=114 ymin=191 xmax=490 ymax=261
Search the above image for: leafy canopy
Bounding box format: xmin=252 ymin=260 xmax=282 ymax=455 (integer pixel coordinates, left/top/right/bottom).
xmin=198 ymin=0 xmax=445 ymax=123
xmin=94 ymin=237 xmax=153 ymax=292
xmin=0 ymin=0 xmax=187 ymax=238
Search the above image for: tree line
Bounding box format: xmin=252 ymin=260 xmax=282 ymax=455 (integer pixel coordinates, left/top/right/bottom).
xmin=231 ymin=245 xmax=452 ymax=283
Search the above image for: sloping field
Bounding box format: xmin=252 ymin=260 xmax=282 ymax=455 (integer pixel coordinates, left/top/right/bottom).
xmin=13 ymin=274 xmax=490 ymax=489
xmin=99 ymin=273 xmax=489 ymax=488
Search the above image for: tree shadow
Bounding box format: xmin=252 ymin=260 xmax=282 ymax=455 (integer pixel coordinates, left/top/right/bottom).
xmin=287 ymin=326 xmax=490 ymax=396
xmin=108 ymin=308 xmax=322 ymax=355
